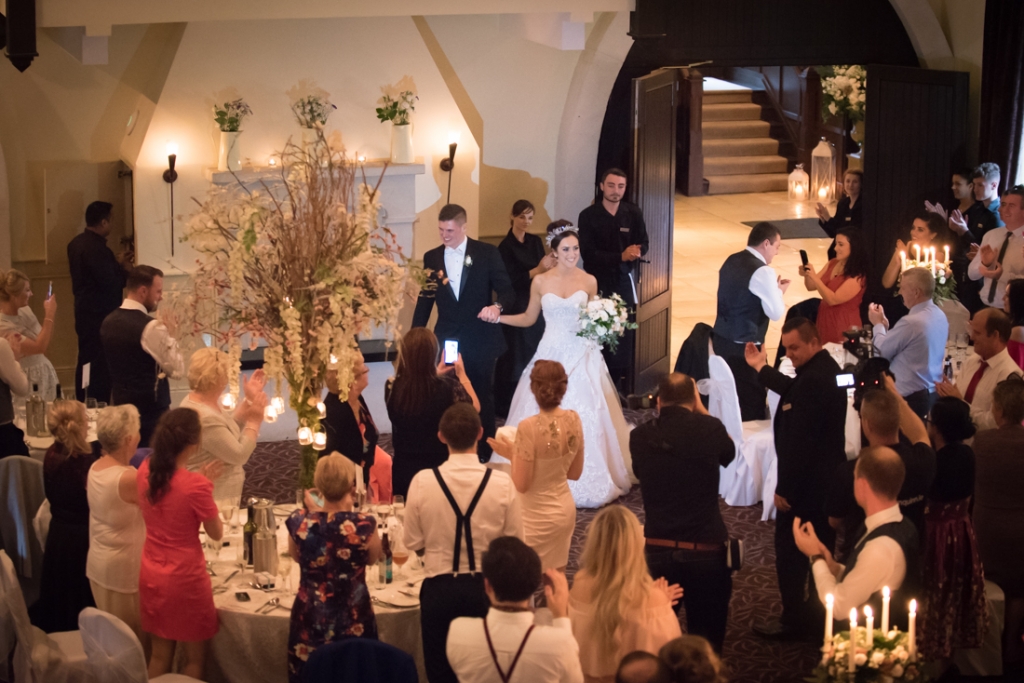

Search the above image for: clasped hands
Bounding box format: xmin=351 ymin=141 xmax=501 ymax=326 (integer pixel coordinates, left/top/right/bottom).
xmin=977 ymin=244 xmax=1004 ymax=279
xmin=792 ymin=517 xmax=836 ymax=569
xmin=867 ymin=303 xmax=889 ymax=329
xmin=476 ymin=304 xmax=502 ymax=323
xmin=622 ymin=244 xmax=642 ymax=262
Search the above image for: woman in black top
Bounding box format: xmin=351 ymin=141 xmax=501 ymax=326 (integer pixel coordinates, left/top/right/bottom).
xmin=29 ymin=400 xmax=101 ymax=632
xmin=385 ymin=328 xmax=478 ymax=497
xmin=920 ymin=397 xmax=986 ymax=659
xmin=322 ymin=352 xmax=378 ymax=485
xmin=494 ymin=201 xmax=555 ymax=416
xmin=816 ymin=169 xmax=863 ymax=260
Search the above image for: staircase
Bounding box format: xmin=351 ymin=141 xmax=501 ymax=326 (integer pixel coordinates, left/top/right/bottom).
xmin=702 ymin=80 xmax=789 ymax=195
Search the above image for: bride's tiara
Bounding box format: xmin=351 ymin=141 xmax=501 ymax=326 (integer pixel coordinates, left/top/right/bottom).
xmin=545 ymin=225 xmax=578 ymax=247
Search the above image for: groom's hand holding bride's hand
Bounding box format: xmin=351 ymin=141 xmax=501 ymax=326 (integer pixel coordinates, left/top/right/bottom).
xmin=477 ymin=304 xmax=501 ymax=323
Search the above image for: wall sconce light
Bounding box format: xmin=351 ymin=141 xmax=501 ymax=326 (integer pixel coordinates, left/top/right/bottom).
xmin=439 ymin=131 xmax=460 ymax=204
xmin=163 ymin=141 xmax=179 ymax=255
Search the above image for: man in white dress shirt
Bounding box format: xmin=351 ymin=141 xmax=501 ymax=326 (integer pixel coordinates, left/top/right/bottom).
xmin=968 ymin=186 xmax=1024 ymax=310
xmin=100 ymin=266 xmax=184 ymax=446
xmin=712 ymin=222 xmax=790 ymax=420
xmin=447 ymin=536 xmax=583 ymax=683
xmin=794 ymin=446 xmax=920 ymax=624
xmin=404 ymin=402 xmax=523 ymax=683
xmin=938 ymin=308 xmax=1023 ymax=430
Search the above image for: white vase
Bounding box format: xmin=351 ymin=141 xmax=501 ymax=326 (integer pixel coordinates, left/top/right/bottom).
xmin=301 ymin=128 xmax=318 ymax=150
xmin=217 ymin=131 xmax=242 ymax=172
xmin=391 ymin=123 xmax=414 ymax=164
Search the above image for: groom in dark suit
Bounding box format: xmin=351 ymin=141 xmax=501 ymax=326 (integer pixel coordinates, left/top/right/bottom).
xmin=412 ymin=204 xmax=515 ymax=461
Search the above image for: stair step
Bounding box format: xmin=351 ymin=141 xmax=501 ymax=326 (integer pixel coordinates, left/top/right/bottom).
xmin=702 ymin=102 xmax=763 ymax=121
xmin=703 ymin=119 xmax=771 ymax=139
xmin=706 ymin=173 xmax=790 ymax=195
xmin=704 ymin=155 xmax=789 ymax=176
xmin=703 ymin=90 xmax=754 ymax=105
xmin=703 ymin=137 xmax=780 ymax=157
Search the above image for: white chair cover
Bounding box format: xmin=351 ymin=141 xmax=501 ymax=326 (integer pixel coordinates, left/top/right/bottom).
xmin=32 ymin=499 xmax=51 ymax=550
xmin=938 ymin=298 xmax=971 ymax=342
xmin=0 ymin=455 xmax=45 ymax=607
xmin=78 ymin=607 xmax=204 ymax=683
xmin=0 ymin=550 xmax=93 ymax=683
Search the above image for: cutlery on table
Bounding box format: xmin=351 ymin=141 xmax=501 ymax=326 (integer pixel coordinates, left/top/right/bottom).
xmin=256 ymin=597 xmax=280 ymax=614
xmin=220 ymin=569 xmax=240 ymax=585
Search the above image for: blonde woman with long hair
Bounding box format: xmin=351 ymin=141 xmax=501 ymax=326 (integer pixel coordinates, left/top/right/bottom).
xmin=569 ymin=505 xmax=683 ymax=682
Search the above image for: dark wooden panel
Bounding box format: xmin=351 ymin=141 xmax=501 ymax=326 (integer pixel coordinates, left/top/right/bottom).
xmin=636 ymin=307 xmax=671 ymax=392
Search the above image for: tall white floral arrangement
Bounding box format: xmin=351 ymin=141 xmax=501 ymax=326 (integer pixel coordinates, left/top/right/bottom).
xmin=172 ymin=126 xmax=421 ymax=487
xmin=818 ymin=65 xmax=866 ymax=122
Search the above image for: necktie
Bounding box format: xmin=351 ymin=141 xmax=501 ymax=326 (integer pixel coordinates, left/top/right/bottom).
xmin=963 ymin=360 xmax=988 ymax=404
xmin=986 ymin=233 xmax=1012 ymax=303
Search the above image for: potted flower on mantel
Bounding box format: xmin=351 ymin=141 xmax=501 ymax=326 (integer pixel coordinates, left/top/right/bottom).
xmin=291 ymin=93 xmax=337 ymax=148
xmin=376 ymin=89 xmax=417 ymax=164
xmin=213 ymin=98 xmax=252 ymax=172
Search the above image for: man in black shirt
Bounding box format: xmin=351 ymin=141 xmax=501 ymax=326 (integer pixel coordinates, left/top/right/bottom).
xmin=744 ymin=318 xmax=847 ymax=640
xmin=67 ymin=201 xmax=131 ymax=401
xmin=631 ymin=373 xmax=735 ymax=652
xmin=577 ymin=168 xmax=649 ymax=392
xmin=951 ymin=164 xmax=1004 ymax=313
xmin=826 ymin=380 xmax=936 ymax=560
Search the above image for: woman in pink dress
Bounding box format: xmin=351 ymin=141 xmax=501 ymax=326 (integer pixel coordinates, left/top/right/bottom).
xmin=137 ymin=408 xmax=223 ymax=679
xmin=799 ymin=227 xmax=868 ymax=344
xmin=1004 ymin=279 xmax=1024 ymax=369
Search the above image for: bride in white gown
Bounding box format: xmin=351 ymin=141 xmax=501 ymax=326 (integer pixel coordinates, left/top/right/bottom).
xmin=484 ymin=226 xmax=633 ymax=508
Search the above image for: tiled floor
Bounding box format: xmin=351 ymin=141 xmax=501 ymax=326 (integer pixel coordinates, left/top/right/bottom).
xmin=671 ymin=191 xmax=832 ymax=362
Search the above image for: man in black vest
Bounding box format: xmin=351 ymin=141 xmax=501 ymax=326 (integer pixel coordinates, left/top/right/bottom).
xmin=713 ymin=222 xmax=789 ymax=421
xmin=403 ymin=403 xmax=523 ymax=683
xmin=100 ymin=266 xmax=184 ymax=447
xmin=795 ymin=446 xmax=921 ymax=628
xmin=577 ymin=168 xmax=649 ymax=393
xmin=744 ymin=318 xmax=847 ymax=640
xmin=413 ymin=204 xmax=515 ymax=461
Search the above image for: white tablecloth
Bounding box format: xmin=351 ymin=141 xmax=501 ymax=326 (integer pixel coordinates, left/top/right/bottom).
xmin=195 ymin=508 xmax=426 ymax=683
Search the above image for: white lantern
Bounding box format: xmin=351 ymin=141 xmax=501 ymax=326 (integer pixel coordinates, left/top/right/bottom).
xmin=297 ymin=426 xmax=313 ymax=445
xmin=271 ymin=396 xmax=286 ymax=415
xmin=312 ymin=430 xmax=327 ymax=451
xmin=811 ymin=139 xmax=835 ymax=203
xmin=788 ymin=164 xmax=809 ymax=201
xmin=263 ymin=405 xmax=278 ymax=423
xmin=316 ymin=401 xmax=327 ymax=419
xmin=219 ymin=393 xmax=237 ymax=411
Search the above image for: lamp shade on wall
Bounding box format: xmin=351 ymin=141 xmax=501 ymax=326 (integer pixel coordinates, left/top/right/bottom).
xmin=3 ymin=0 xmax=38 ymax=72
xmin=788 ymin=164 xmax=809 ymax=201
xmin=811 ymin=139 xmax=835 ymax=202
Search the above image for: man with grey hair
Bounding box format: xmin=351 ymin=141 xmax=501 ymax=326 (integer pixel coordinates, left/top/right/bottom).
xmin=868 ymin=267 xmax=948 ymax=419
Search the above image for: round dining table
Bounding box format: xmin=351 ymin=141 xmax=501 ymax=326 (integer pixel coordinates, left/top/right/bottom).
xmin=193 ymin=506 xmax=426 ymax=683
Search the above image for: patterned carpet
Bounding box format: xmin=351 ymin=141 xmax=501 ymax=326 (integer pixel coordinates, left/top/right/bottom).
xmin=241 ymin=423 xmax=820 ymax=683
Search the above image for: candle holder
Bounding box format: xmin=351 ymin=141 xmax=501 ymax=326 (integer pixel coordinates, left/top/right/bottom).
xmin=312 ymin=430 xmax=327 ymax=451
xmin=271 ymin=396 xmax=286 ymax=416
xmin=219 ymin=393 xmax=237 ymax=411
xmin=788 ymin=164 xmax=810 ymax=202
xmin=813 ymin=598 xmax=923 ymax=682
xmin=263 ymin=405 xmax=278 ymax=423
xmin=297 ymin=426 xmax=313 ymax=446
xmin=316 ymin=401 xmax=327 ymax=419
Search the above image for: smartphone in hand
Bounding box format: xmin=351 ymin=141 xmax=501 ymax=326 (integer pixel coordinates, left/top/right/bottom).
xmin=799 ymin=250 xmax=809 ymax=267
xmin=443 ymin=339 xmax=459 ymax=366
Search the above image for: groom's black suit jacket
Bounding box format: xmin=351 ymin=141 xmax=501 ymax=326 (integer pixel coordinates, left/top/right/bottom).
xmin=412 ymin=238 xmax=515 ymax=363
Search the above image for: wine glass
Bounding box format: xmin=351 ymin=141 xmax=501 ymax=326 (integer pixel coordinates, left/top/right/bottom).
xmin=219 ymin=500 xmax=238 ymax=533
xmin=204 ymin=538 xmax=222 ymax=576
xmin=955 ymin=332 xmax=969 ymax=361
xmin=235 ymin=539 xmax=246 ymax=572
xmin=392 ymin=495 xmax=405 ymax=525
xmin=278 ymin=552 xmax=293 ymax=593
xmin=391 ymin=533 xmax=409 ymax=581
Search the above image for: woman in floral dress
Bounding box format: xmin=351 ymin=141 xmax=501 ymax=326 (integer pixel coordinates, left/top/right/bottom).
xmin=286 ymin=453 xmax=382 ymax=683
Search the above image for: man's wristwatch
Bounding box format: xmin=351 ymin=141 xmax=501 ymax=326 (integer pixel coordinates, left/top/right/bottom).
xmin=493 ymin=303 xmax=503 ymax=313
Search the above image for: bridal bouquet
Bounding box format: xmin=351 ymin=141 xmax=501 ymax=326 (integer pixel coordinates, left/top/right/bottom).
xmin=577 ymin=294 xmax=636 ymax=352
xmin=809 ymin=628 xmax=926 ymax=683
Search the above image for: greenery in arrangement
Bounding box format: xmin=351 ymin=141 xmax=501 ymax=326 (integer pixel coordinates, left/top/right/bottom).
xmin=809 ymin=627 xmax=926 ymax=683
xmin=292 ymin=95 xmax=337 ymax=129
xmin=577 ymin=293 xmax=637 ymax=354
xmin=213 ymin=98 xmax=253 ymax=132
xmin=172 ymin=129 xmax=425 ymax=487
xmin=817 ymin=65 xmax=866 ymax=123
xmin=375 ymin=90 xmax=417 ymax=126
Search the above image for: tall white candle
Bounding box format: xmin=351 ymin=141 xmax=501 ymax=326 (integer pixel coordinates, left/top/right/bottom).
xmin=944 ymin=245 xmax=950 ymax=266
xmin=824 ymin=594 xmax=834 ymax=649
xmin=914 ymin=244 xmax=921 ymax=262
xmin=881 ymin=586 xmax=890 ymax=634
xmin=900 ymin=251 xmax=907 ymax=272
xmin=864 ymin=605 xmax=874 ymax=646
xmin=849 ymin=608 xmax=858 ymax=673
xmin=908 ymin=599 xmax=917 ymax=660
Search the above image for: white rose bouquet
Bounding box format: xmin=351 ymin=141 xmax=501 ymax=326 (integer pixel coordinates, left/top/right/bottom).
xmin=577 ymin=293 xmax=636 ymax=353
xmin=810 ymin=627 xmax=927 ymax=683
xmin=818 ymin=65 xmax=866 ymax=122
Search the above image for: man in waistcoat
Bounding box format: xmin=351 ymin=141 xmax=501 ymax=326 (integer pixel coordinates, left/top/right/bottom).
xmin=795 ymin=446 xmax=921 ymax=626
xmin=100 ymin=266 xmax=184 ymax=447
xmin=404 ymin=403 xmax=523 ymax=683
xmin=712 ymin=222 xmax=789 ymax=421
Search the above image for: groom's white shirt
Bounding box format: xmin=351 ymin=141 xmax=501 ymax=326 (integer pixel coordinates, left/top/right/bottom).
xmin=444 ymin=237 xmax=468 ymax=300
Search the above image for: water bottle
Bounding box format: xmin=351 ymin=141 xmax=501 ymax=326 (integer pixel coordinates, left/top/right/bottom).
xmin=26 ymin=384 xmax=47 ymax=437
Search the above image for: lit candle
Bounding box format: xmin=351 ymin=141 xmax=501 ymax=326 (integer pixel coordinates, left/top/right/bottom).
xmin=272 ymin=396 xmax=286 ymax=415
xmin=849 ymin=608 xmax=858 ymax=673
xmin=219 ymin=393 xmax=236 ymax=411
xmin=914 ymin=244 xmax=921 ymax=262
xmin=297 ymin=426 xmax=313 ymax=446
xmin=824 ymin=593 xmax=834 ymax=650
xmin=312 ymin=431 xmax=327 ymax=451
xmin=316 ymin=401 xmax=327 ymax=419
xmin=818 ymin=185 xmax=829 ymax=200
xmin=263 ymin=405 xmax=278 ymax=423
xmin=864 ymin=605 xmax=874 ymax=646
xmin=268 ymin=158 xmax=277 ymax=167
xmin=329 ymin=354 xmax=338 ymax=366
xmin=881 ymin=586 xmax=890 ymax=634
xmin=944 ymin=245 xmax=950 ymax=266
xmin=900 ymin=251 xmax=907 ymax=272
xmin=908 ymin=599 xmax=917 ymax=660
xmin=794 ymin=184 xmax=806 ymax=200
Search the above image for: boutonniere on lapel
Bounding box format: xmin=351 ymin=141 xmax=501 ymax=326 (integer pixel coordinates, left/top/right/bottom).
xmin=464 ymin=255 xmax=473 ymax=268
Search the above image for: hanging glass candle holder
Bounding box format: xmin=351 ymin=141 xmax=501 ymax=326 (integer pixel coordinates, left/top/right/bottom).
xmin=312 ymin=429 xmax=327 ymax=451
xmin=297 ymin=425 xmax=313 ymax=446
xmin=271 ymin=396 xmax=286 ymax=415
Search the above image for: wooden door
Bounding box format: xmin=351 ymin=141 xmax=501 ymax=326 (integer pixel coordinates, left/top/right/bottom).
xmin=631 ymin=68 xmax=678 ymax=395
xmin=862 ymin=65 xmax=969 ymax=286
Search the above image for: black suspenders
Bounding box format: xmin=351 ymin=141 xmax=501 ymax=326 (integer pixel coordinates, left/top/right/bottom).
xmin=432 ymin=467 xmax=492 ymax=575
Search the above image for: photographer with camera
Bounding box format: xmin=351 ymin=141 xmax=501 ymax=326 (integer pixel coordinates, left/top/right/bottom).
xmin=744 ymin=318 xmax=847 ymax=641
xmin=868 ymin=267 xmax=948 ymax=420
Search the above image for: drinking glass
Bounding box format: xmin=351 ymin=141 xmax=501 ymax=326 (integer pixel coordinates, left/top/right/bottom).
xmin=392 ymin=495 xmax=405 ymax=525
xmin=86 ymin=398 xmax=98 ymax=423
xmin=278 ymin=552 xmax=293 ymax=593
xmin=955 ymin=332 xmax=969 ymax=362
xmin=218 ymin=500 xmax=238 ymax=532
xmin=235 ymin=540 xmax=246 ymax=571
xmin=204 ymin=538 xmax=222 ymax=575
xmin=391 ymin=531 xmax=409 ymax=581
xmin=375 ymin=504 xmax=392 ymax=534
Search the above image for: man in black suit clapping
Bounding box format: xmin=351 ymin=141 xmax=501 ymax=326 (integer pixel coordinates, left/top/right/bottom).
xmin=412 ymin=204 xmax=515 ymax=461
xmin=577 ymin=168 xmax=649 ymax=393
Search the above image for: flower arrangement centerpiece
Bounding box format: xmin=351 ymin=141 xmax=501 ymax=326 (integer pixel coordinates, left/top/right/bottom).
xmin=818 ymin=65 xmax=866 ymax=122
xmin=900 ymin=244 xmax=958 ymax=302
xmin=577 ymin=293 xmax=636 ymax=353
xmin=375 ymin=90 xmax=417 ymax=126
xmin=213 ymin=98 xmax=253 ymax=132
xmin=292 ymin=94 xmax=337 ymax=129
xmin=175 ymin=120 xmax=421 ymax=488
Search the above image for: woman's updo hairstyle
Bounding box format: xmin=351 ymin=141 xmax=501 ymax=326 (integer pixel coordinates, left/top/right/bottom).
xmin=928 ymin=397 xmax=976 ymax=443
xmin=47 ymin=400 xmax=91 ymax=457
xmin=546 ymin=220 xmax=578 ymax=251
xmin=510 ymin=199 xmax=535 ymax=227
xmin=0 ymin=269 xmax=30 ymax=303
xmin=659 ymin=635 xmax=727 ymax=683
xmin=530 ymin=360 xmax=568 ymax=410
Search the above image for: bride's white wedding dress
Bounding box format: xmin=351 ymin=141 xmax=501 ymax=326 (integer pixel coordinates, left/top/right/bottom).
xmin=499 ymin=290 xmax=633 ymax=508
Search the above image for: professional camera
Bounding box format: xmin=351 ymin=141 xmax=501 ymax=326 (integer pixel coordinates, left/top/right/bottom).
xmin=842 ymin=327 xmax=875 ymax=362
xmin=848 ymin=356 xmax=892 ymax=412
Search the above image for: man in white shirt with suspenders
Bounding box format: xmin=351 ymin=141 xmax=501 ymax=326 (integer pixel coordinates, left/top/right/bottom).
xmin=404 ymin=403 xmax=524 ymax=683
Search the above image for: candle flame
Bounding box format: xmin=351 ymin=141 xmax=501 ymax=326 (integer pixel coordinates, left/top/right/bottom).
xmin=864 ymin=605 xmax=873 ymax=618
xmin=825 ymin=593 xmax=834 ymax=606
xmin=850 ymin=608 xmax=857 ymax=622
xmin=883 ymin=586 xmax=890 ymax=598
xmin=909 ymin=599 xmax=917 ymax=615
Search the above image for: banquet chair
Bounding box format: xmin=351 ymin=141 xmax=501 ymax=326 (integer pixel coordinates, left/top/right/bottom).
xmin=32 ymin=499 xmax=52 ymax=549
xmin=78 ymin=608 xmax=203 ymax=682
xmin=0 ymin=456 xmax=46 ymax=607
xmin=0 ymin=550 xmax=93 ymax=683
xmin=698 ymin=356 xmax=776 ymax=514
xmin=300 ymin=639 xmax=418 ymax=683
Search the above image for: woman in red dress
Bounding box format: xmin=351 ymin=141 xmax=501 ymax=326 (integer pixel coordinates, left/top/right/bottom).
xmin=798 ymin=227 xmax=869 ymax=344
xmin=137 ymin=408 xmax=223 ymax=679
